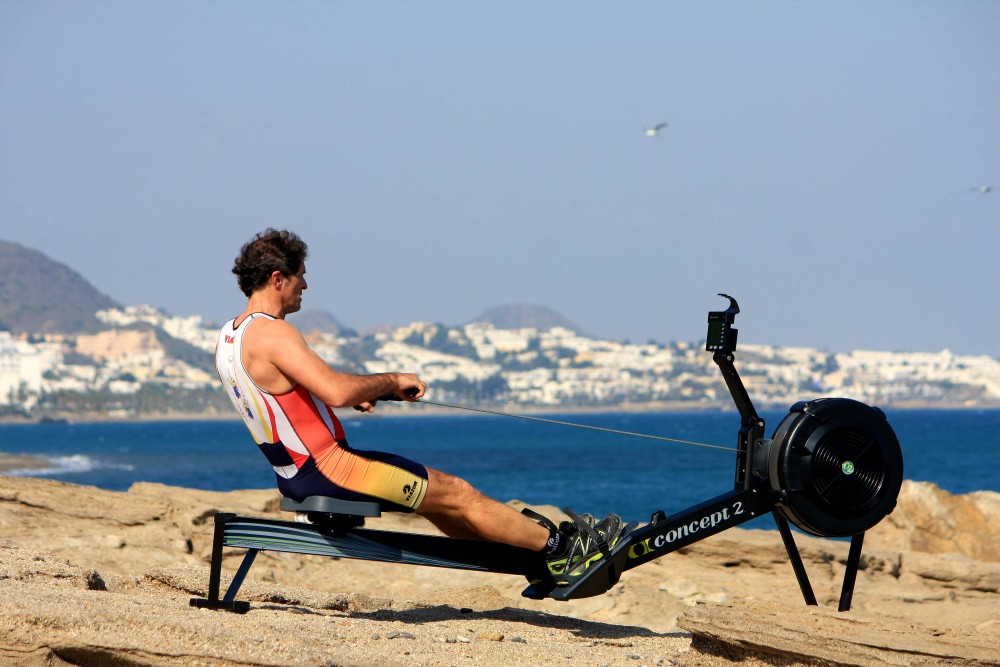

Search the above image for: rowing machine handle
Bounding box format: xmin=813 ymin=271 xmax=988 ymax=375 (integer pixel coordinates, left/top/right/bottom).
xmin=377 ymin=388 xmax=420 ymax=401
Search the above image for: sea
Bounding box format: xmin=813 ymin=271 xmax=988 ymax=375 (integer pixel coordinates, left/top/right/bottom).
xmin=1 ymin=408 xmax=997 ymax=528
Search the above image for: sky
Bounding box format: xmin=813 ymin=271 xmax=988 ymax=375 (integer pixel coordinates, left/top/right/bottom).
xmin=1 ymin=1 xmax=997 ymax=356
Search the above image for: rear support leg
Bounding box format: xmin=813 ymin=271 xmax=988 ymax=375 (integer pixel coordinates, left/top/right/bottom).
xmin=838 ymin=532 xmax=865 ymax=612
xmin=189 ymin=512 xmax=251 ymax=613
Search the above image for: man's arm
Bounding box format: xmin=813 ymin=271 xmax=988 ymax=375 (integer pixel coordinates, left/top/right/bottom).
xmin=244 ymin=318 xmax=425 ymax=408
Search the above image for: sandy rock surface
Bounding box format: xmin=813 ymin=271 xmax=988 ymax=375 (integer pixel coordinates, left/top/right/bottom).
xmin=0 ymin=476 xmax=997 ymax=666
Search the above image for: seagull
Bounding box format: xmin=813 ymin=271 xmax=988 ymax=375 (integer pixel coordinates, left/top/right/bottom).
xmin=968 ymin=185 xmax=994 ymax=194
xmin=644 ymin=122 xmax=668 ymax=137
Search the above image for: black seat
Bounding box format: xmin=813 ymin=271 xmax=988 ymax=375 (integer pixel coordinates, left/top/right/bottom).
xmin=279 ymin=496 xmax=382 ymax=529
xmin=280 ymin=495 xmax=383 ymax=516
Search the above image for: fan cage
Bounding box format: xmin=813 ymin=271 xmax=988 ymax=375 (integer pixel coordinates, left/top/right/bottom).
xmin=807 ymin=427 xmax=887 ymax=518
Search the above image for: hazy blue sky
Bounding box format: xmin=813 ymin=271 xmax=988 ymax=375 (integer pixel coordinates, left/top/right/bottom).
xmin=1 ymin=1 xmax=997 ymax=355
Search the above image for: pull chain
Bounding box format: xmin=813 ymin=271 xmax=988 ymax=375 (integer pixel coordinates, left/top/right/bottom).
xmin=414 ymin=399 xmax=737 ymax=452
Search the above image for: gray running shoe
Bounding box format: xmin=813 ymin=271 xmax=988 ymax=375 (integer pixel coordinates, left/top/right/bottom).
xmin=545 ymin=513 xmax=636 ymax=586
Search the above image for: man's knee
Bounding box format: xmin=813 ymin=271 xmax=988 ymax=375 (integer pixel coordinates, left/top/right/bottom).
xmin=419 ymin=469 xmax=479 ymax=513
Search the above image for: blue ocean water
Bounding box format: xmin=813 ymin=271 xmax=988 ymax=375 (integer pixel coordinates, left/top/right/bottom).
xmin=1 ymin=409 xmax=997 ymax=526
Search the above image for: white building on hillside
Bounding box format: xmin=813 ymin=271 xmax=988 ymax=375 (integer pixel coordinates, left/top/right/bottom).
xmin=0 ymin=332 xmax=62 ymax=407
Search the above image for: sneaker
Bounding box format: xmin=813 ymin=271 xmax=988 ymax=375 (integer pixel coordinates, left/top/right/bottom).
xmin=545 ymin=513 xmax=635 ymax=586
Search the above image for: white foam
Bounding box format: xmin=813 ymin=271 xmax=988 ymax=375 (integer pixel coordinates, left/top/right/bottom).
xmin=4 ymin=454 xmax=135 ymax=477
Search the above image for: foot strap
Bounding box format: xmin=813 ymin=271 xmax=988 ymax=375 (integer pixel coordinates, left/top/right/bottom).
xmin=563 ymin=507 xmax=612 ymax=560
xmin=521 ymin=507 xmax=558 ymax=532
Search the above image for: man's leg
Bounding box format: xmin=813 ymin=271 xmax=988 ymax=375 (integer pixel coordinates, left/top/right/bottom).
xmin=415 ymin=468 xmax=550 ymax=551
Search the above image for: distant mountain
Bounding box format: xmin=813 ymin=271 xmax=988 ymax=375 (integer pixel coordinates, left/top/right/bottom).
xmin=289 ymin=309 xmax=354 ymax=336
xmin=470 ymin=304 xmax=584 ymax=334
xmin=0 ymin=241 xmax=121 ymax=334
xmin=0 ymin=241 xmax=584 ymax=344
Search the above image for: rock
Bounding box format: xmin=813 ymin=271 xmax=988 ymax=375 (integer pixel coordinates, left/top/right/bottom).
xmin=867 ymin=480 xmax=1000 ymax=562
xmin=0 ymin=476 xmax=169 ymax=525
xmin=902 ymin=551 xmax=1000 ymax=592
xmin=678 ymin=598 xmax=999 ymax=666
xmin=0 ymin=476 xmax=997 ymax=666
xmin=976 ymin=619 xmax=1000 ymax=634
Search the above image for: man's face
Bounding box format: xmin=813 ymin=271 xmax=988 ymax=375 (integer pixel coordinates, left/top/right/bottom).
xmin=281 ymin=264 xmax=307 ymax=314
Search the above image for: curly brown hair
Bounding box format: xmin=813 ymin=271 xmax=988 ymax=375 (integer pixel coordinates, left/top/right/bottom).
xmin=232 ymin=229 xmax=309 ymax=297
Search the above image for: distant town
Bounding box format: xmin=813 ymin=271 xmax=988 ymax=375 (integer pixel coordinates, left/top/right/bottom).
xmin=1 ymin=304 xmax=998 ymax=421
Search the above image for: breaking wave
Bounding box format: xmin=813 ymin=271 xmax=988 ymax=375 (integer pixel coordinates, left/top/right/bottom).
xmin=6 ymin=454 xmax=135 ymax=477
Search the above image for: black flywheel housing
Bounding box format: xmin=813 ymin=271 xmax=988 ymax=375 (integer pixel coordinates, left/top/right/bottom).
xmin=767 ymin=398 xmax=904 ymax=537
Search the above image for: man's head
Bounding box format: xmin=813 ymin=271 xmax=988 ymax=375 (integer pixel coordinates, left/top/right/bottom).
xmin=232 ymin=229 xmax=309 ymax=298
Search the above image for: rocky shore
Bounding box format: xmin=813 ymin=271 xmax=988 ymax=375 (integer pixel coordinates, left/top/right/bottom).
xmin=0 ymin=474 xmax=997 ymax=666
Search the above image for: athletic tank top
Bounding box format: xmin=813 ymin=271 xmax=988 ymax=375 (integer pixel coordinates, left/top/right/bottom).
xmin=215 ymin=313 xmax=347 ymax=479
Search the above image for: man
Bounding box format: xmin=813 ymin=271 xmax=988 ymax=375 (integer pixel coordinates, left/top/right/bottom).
xmin=215 ymin=228 xmax=633 ymax=586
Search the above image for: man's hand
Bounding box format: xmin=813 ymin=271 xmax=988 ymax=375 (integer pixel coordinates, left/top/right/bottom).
xmin=385 ymin=373 xmax=425 ymax=401
xmin=354 ymin=374 xmax=425 ymax=413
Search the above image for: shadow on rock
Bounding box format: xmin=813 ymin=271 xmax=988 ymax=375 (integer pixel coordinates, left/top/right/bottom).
xmin=351 ymin=603 xmax=679 ymax=640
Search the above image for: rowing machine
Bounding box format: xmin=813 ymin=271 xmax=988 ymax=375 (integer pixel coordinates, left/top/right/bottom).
xmin=190 ymin=295 xmax=903 ymax=613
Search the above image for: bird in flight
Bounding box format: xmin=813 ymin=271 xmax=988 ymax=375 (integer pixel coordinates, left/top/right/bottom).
xmin=968 ymin=185 xmax=994 ymax=194
xmin=644 ymin=122 xmax=668 ymax=137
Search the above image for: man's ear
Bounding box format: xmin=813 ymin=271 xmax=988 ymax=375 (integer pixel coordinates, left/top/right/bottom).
xmin=269 ymin=270 xmax=285 ymax=288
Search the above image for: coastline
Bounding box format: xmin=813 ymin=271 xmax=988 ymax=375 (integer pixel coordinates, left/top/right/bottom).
xmin=1 ymin=398 xmax=998 ymax=427
xmin=0 ymin=453 xmax=51 ymax=473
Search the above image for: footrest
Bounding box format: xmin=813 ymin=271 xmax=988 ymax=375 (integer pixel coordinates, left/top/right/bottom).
xmin=520 ymin=532 xmax=634 ymax=601
xmin=279 ymin=496 xmax=383 ymax=517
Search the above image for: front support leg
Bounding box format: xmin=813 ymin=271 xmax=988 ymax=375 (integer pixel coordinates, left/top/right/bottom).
xmin=773 ymin=513 xmax=818 ymax=606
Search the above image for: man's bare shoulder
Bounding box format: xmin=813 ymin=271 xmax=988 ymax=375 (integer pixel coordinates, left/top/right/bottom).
xmin=246 ymin=316 xmax=307 ymax=346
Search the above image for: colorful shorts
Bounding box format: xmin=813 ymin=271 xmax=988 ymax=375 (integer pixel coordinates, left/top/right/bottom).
xmin=275 ymin=441 xmax=429 ymax=513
